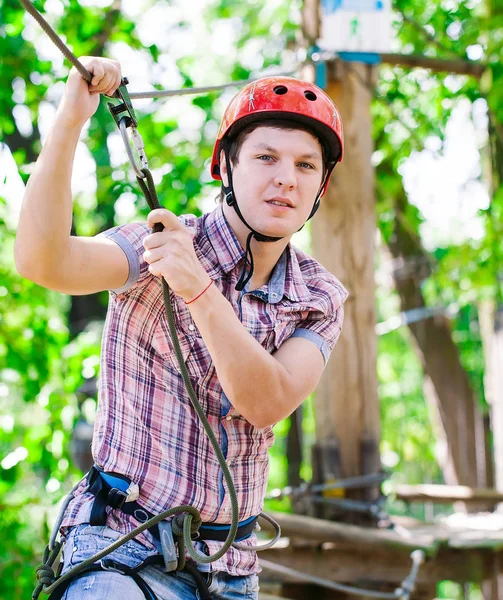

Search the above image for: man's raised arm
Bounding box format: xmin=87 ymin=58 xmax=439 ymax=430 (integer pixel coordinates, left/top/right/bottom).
xmin=14 ymin=57 xmax=129 ymax=295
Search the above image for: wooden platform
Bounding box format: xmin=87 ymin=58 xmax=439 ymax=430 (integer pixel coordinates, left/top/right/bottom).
xmin=256 ymin=511 xmax=503 ymax=598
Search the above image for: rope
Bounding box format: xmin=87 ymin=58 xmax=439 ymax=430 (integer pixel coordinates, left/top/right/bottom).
xmin=48 ymin=480 xmax=86 ymax=551
xmin=232 ymin=512 xmax=282 ymax=552
xmin=34 ymin=504 xmax=203 ymax=598
xmin=135 ymin=167 xmax=240 ymax=568
xmin=33 ymin=167 xmax=246 ymax=598
xmin=18 ymin=0 xmax=92 ymax=84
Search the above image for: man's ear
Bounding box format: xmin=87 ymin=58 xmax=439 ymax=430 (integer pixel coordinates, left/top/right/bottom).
xmin=219 ymin=149 xmax=229 ymax=187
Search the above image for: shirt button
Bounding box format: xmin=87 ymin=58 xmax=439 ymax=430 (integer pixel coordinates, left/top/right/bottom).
xmin=226 ymin=415 xmax=232 ymax=421
xmin=188 ymin=324 xmax=195 ymax=332
xmin=271 ymin=292 xmax=277 ymax=298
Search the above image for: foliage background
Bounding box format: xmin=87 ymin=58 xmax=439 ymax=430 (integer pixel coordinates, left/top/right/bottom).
xmin=1 ymin=0 xmax=502 ymax=597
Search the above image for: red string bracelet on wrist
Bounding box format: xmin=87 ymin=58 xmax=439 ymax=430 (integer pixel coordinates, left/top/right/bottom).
xmin=185 ymin=280 xmax=214 ymax=305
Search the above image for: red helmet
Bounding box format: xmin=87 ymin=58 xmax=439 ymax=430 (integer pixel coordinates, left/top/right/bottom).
xmin=210 ymin=76 xmax=344 ymax=196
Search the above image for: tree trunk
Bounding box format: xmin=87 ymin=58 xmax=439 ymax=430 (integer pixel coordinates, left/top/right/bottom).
xmin=386 ymin=185 xmax=490 ymax=489
xmin=310 ymin=60 xmax=381 ymax=503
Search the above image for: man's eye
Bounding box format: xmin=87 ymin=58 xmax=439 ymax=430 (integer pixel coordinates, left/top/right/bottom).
xmin=299 ymin=162 xmax=315 ymax=169
xmin=258 ymin=155 xmax=273 ymax=161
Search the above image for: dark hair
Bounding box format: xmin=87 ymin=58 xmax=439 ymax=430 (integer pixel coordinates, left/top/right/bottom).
xmin=217 ymin=119 xmax=327 ymax=203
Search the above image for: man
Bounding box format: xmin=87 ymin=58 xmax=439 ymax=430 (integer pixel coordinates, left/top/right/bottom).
xmin=15 ymin=57 xmax=347 ymax=599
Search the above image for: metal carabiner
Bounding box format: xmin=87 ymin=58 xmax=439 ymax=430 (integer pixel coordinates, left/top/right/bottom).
xmin=118 ymin=118 xmax=148 ymax=179
xmin=107 ymin=78 xmax=149 ymax=179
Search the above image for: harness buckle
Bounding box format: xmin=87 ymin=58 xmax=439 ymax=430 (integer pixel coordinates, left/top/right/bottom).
xmin=100 ymin=558 xmax=129 ymax=574
xmin=125 ymin=482 xmax=140 ymax=503
xmin=108 ymin=487 xmax=128 ymax=510
xmin=107 ymin=481 xmax=139 ymax=510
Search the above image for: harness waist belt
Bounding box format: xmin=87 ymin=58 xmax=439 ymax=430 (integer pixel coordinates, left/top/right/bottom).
xmin=86 ymin=466 xmax=258 ymax=543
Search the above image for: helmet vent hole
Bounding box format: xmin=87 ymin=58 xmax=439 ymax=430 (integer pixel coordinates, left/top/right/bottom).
xmin=273 ymin=85 xmax=288 ymax=95
xmin=304 ymin=90 xmax=317 ymax=101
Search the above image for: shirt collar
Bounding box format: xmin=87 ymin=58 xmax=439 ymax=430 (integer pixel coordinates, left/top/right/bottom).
xmin=204 ymin=204 xmax=246 ymax=275
xmin=280 ymin=245 xmax=311 ymax=303
xmin=203 ymin=205 xmax=311 ymax=304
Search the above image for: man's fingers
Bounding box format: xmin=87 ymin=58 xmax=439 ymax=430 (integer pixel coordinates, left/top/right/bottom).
xmin=147 ymin=209 xmax=184 ymax=232
xmin=143 ymin=246 xmax=163 ymax=264
xmin=80 ymin=57 xmax=121 ymax=94
xmin=89 ymin=62 xmax=105 ymax=87
xmin=90 ymin=71 xmax=116 ymax=93
xmin=106 ymin=72 xmax=123 ymax=96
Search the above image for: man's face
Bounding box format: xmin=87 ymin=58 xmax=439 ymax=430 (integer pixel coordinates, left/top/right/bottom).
xmin=221 ymin=126 xmax=325 ymax=240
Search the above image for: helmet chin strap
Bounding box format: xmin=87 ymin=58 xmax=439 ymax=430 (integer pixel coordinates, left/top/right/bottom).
xmin=221 ymin=140 xmax=332 ymax=291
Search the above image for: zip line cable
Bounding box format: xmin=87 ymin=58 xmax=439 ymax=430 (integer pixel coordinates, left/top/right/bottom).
xmin=128 ymin=73 xmax=299 ymax=100
xmin=18 ymin=0 xmax=483 ymax=106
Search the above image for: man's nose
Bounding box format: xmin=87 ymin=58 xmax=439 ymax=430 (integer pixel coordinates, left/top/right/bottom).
xmin=274 ymin=161 xmax=297 ymax=189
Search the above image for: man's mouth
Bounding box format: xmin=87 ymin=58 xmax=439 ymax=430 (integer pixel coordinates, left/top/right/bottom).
xmin=266 ymin=198 xmax=293 ymax=208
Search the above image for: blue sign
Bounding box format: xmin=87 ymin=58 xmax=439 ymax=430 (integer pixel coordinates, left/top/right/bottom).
xmin=321 ymin=0 xmax=384 ymax=12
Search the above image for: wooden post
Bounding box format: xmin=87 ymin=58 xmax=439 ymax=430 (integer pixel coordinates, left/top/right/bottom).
xmin=301 ymin=0 xmax=381 ymax=509
xmin=310 ymin=59 xmax=381 ymax=491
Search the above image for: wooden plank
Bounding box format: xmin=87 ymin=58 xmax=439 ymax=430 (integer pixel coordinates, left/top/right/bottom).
xmin=259 ymin=545 xmax=491 ymax=586
xmin=261 ymin=511 xmax=438 ymax=553
xmin=394 ymin=484 xmax=503 ymax=504
xmin=379 ymin=53 xmax=485 ymax=77
xmin=447 ymin=531 xmax=503 ymax=551
xmin=388 ymin=515 xmax=503 ymax=550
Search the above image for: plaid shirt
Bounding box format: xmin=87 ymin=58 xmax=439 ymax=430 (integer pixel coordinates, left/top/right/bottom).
xmin=61 ymin=205 xmax=347 ymax=576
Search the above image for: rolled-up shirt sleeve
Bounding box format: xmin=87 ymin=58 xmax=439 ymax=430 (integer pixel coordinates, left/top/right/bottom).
xmin=292 ymin=279 xmax=348 ymax=364
xmin=97 ymin=215 xmax=199 ymax=296
xmin=97 ymin=223 xmax=151 ymax=295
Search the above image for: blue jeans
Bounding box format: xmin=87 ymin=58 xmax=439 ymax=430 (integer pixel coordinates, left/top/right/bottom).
xmin=60 ymin=525 xmax=259 ymax=600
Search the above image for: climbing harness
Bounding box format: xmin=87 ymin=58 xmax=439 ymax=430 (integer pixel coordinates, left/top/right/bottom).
xmin=86 ymin=466 xmax=260 ymax=545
